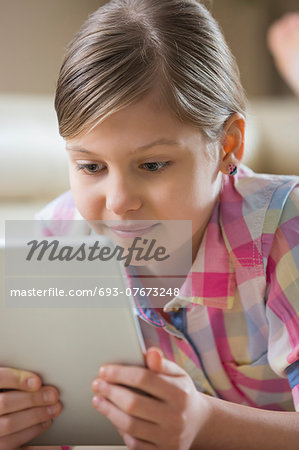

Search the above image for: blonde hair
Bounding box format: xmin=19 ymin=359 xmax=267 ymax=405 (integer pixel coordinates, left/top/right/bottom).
xmin=55 ymin=0 xmax=246 ymax=141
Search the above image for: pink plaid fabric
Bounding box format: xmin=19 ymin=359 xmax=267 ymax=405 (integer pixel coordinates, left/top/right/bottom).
xmin=37 ymin=164 xmax=299 ymax=414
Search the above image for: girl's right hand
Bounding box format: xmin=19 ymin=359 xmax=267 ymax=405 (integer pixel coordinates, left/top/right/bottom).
xmin=0 ymin=367 xmax=62 ymax=450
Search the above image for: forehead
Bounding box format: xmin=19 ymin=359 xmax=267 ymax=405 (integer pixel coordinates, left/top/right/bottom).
xmin=67 ymin=91 xmax=207 ymax=153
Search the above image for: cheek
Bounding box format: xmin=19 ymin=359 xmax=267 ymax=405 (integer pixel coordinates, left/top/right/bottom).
xmin=73 ymin=194 xmax=95 ymax=221
xmin=69 ymin=173 xmax=103 ymax=221
xmin=174 ymin=175 xmax=216 ymax=223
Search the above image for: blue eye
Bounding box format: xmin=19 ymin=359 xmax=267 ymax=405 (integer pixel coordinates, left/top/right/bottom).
xmin=140 ymin=161 xmax=171 ymax=172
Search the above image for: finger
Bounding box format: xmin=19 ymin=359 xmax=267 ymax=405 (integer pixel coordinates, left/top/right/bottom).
xmin=0 ymin=386 xmax=59 ymax=415
xmin=22 ymin=447 xmax=62 ymax=450
xmin=0 ymin=368 xmax=41 ymax=392
xmin=92 ymin=378 xmax=166 ymax=422
xmin=92 ymin=395 xmax=160 ymax=444
xmin=0 ymin=419 xmax=52 ymax=450
xmin=98 ymin=364 xmax=177 ymax=402
xmin=0 ymin=403 xmax=62 ymax=438
xmin=122 ymin=432 xmax=156 ymax=450
xmin=145 ymin=347 xmax=187 ymax=376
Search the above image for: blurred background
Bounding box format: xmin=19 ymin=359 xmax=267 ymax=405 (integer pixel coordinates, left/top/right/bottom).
xmin=0 ymin=0 xmax=299 ymax=237
xmin=1 ymin=0 xmax=298 ymax=96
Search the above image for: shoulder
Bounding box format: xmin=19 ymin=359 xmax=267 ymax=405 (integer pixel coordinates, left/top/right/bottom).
xmin=34 ymin=191 xmax=91 ymax=237
xmin=35 ymin=190 xmax=78 ymax=221
xmin=228 ymin=164 xmax=299 ymax=226
xmin=264 ymin=185 xmax=299 ymax=268
xmin=221 ymin=164 xmax=298 ymax=225
xmin=234 ymin=164 xmax=299 ymax=204
xmin=274 ymin=185 xmax=299 ymax=226
xmin=220 ymin=165 xmax=299 ymax=268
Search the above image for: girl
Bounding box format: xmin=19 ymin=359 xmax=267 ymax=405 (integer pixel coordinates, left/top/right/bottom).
xmin=1 ymin=1 xmax=299 ymax=449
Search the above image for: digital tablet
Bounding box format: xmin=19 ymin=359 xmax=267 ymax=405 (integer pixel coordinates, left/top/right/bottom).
xmin=0 ymin=231 xmax=146 ymax=446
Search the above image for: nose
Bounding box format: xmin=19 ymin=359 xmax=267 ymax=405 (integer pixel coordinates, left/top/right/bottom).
xmin=105 ymin=170 xmax=142 ymax=215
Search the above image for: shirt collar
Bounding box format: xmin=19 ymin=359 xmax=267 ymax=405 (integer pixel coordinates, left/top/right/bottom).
xmin=125 ymin=264 xmax=166 ymax=327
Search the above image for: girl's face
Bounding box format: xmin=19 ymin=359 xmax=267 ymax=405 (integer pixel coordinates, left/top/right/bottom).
xmin=66 ymin=91 xmax=223 ymax=260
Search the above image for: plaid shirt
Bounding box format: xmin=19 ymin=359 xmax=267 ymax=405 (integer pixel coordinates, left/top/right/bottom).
xmin=36 ymin=164 xmax=299 ymax=413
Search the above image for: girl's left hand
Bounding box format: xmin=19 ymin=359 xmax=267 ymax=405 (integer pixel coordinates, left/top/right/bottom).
xmin=91 ymin=347 xmax=211 ymax=450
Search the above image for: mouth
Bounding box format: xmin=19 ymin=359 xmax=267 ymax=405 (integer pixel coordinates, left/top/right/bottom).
xmin=105 ymin=223 xmax=160 ymax=237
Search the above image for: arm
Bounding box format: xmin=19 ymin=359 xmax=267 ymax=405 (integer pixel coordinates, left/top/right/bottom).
xmin=196 ymin=186 xmax=299 ymax=450
xmin=192 ymin=393 xmax=299 ymax=450
xmin=92 ymin=347 xmax=299 ymax=450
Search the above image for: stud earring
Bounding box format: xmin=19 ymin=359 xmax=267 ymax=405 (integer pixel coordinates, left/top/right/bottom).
xmin=227 ymin=163 xmax=238 ymax=176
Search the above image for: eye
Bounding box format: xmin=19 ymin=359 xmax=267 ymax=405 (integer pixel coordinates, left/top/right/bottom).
xmin=140 ymin=161 xmax=171 ymax=173
xmin=75 ymin=163 xmax=105 ymax=175
xmin=74 ymin=161 xmax=172 ymax=175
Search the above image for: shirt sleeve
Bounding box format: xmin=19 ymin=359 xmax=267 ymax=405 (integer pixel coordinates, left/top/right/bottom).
xmin=33 ymin=190 xmax=90 ymax=237
xmin=265 ymin=186 xmax=299 ymax=411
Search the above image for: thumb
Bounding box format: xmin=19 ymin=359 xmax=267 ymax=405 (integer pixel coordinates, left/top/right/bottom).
xmin=145 ymin=347 xmax=163 ymax=373
xmin=146 ymin=347 xmax=186 ymax=377
xmin=0 ymin=367 xmax=41 ymax=392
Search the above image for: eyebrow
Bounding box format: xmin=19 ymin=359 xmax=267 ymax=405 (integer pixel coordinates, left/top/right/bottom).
xmin=66 ymin=138 xmax=180 ymax=155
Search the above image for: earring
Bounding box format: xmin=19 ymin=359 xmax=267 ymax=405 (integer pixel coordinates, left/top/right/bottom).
xmin=227 ymin=163 xmax=238 ymax=176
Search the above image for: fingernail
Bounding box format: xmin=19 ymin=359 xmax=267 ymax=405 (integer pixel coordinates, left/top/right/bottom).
xmin=42 ymin=419 xmax=52 ymax=428
xmin=99 ymin=367 xmax=107 ymax=378
xmin=92 ymin=379 xmax=102 ymax=391
xmin=93 ymin=395 xmax=103 ymax=407
xmin=47 ymin=404 xmax=60 ymax=416
xmin=43 ymin=389 xmax=55 ymax=403
xmin=148 ymin=348 xmax=163 ymax=357
xmin=27 ymin=377 xmax=39 ymax=389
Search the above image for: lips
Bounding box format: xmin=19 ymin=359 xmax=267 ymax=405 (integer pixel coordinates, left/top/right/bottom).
xmin=108 ymin=225 xmax=156 ymax=232
xmin=105 ymin=223 xmax=160 ymax=237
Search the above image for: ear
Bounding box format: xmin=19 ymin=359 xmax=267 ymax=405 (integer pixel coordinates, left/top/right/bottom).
xmin=219 ymin=113 xmax=245 ymax=175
